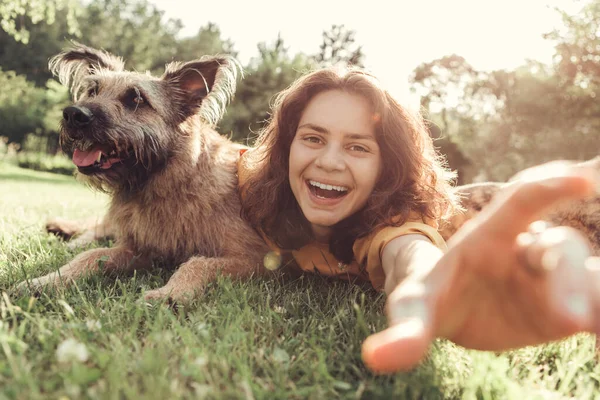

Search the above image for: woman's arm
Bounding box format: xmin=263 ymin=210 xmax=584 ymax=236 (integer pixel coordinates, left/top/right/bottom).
xmin=381 ymin=234 xmax=444 ymax=295
xmin=362 ymin=161 xmax=600 ymax=374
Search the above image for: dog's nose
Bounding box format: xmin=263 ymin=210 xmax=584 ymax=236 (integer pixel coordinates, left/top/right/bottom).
xmin=63 ymin=106 xmax=94 ymax=127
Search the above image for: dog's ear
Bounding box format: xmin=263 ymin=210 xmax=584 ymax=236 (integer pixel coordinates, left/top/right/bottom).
xmin=49 ymin=42 xmax=124 ymax=99
xmin=162 ymin=55 xmax=241 ymax=126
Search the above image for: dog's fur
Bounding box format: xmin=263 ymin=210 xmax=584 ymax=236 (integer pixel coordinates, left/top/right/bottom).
xmin=440 ymin=157 xmax=600 ymax=255
xmin=16 ymin=44 xmax=269 ymax=304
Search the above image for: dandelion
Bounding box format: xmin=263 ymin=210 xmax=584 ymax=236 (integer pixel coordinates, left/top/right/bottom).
xmin=273 ymin=305 xmax=286 ymax=314
xmin=56 ymin=338 xmax=89 ymax=363
xmin=85 ymin=319 xmax=102 ymax=331
xmin=193 ymin=356 xmax=208 ymax=367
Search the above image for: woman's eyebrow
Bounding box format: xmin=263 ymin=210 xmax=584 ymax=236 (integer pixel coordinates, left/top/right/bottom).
xmin=298 ymin=123 xmax=376 ymax=141
xmin=297 ymin=123 xmax=329 ymax=134
xmin=346 ymin=133 xmax=377 ymax=142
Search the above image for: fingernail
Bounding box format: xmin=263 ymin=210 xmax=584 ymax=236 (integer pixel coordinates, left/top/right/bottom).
xmin=388 ymin=299 xmax=429 ymax=326
xmin=566 ymin=293 xmax=591 ymax=319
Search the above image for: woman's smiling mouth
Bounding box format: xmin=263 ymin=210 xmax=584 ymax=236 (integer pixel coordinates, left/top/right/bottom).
xmin=306 ymin=179 xmax=350 ymax=203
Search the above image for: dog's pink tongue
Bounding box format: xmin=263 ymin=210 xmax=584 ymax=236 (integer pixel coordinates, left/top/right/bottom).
xmin=72 ymin=148 xmax=102 ymax=167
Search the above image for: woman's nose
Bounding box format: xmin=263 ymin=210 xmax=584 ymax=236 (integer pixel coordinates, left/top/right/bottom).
xmin=315 ymin=144 xmax=345 ymax=172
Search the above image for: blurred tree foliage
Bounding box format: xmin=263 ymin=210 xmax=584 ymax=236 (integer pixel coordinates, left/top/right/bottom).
xmin=220 ymin=34 xmax=315 ymax=142
xmin=0 ymin=0 xmax=80 ymax=43
xmin=0 ymin=68 xmax=66 ymax=148
xmin=411 ymin=0 xmax=600 ymax=181
xmin=314 ymin=24 xmax=365 ymax=67
xmin=1 ymin=0 xmax=598 ymax=184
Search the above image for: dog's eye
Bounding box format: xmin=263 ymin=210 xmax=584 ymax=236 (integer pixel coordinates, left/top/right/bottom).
xmin=127 ymin=88 xmax=146 ymax=107
xmin=122 ymin=88 xmax=148 ymax=109
xmin=87 ymin=86 xmax=97 ymax=97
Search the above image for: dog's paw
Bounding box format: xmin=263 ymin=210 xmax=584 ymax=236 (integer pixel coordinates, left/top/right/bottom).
xmin=13 ymin=275 xmax=53 ymax=297
xmin=45 ymin=217 xmax=77 ymax=240
xmin=13 ymin=271 xmax=76 ymax=297
xmin=143 ymin=288 xmax=169 ymax=302
xmin=143 ymin=287 xmax=194 ymax=306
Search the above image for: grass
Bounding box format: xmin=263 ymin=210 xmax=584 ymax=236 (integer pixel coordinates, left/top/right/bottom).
xmin=1 ymin=162 xmax=600 ymax=399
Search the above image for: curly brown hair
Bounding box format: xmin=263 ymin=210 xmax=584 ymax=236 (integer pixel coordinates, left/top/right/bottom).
xmin=240 ymin=66 xmax=460 ymax=263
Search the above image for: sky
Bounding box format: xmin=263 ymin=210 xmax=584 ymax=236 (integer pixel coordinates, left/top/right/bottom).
xmin=148 ymin=0 xmax=581 ymax=105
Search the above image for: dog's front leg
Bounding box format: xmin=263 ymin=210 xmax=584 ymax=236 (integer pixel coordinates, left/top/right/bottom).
xmin=16 ymin=246 xmax=146 ymax=293
xmin=144 ymin=256 xmax=262 ymax=305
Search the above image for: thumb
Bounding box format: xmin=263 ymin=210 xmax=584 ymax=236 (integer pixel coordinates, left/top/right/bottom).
xmin=362 ymin=294 xmax=434 ymax=374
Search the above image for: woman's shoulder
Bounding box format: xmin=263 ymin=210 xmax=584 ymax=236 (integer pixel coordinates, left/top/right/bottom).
xmin=353 ymin=215 xmax=447 ymax=263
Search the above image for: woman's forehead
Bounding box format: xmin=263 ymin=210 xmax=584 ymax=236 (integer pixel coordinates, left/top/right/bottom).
xmin=298 ymin=90 xmax=376 ymax=136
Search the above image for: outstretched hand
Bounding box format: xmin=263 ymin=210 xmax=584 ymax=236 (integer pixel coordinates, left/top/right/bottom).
xmin=362 ymin=162 xmax=600 ymax=373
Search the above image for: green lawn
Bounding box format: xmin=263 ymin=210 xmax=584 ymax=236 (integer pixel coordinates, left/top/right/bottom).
xmin=1 ymin=162 xmax=599 ymax=399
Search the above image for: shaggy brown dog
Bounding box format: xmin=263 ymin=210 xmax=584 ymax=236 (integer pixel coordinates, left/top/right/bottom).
xmin=441 ymin=157 xmax=600 ymax=255
xmin=16 ymin=44 xmax=269 ymax=304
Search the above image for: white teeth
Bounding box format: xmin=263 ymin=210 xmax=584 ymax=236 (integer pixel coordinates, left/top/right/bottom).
xmin=309 ymin=180 xmax=348 ymax=192
xmin=79 ymin=140 xmax=94 ymax=152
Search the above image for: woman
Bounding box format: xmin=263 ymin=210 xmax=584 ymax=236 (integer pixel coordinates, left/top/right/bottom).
xmin=238 ymin=65 xmax=600 ymax=373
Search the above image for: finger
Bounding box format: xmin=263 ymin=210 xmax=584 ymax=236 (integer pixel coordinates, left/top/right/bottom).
xmin=362 ymin=283 xmax=435 ymax=373
xmin=515 ymin=221 xmax=555 ymax=274
xmin=482 ymin=165 xmax=598 ymax=238
xmin=362 ymin=318 xmax=431 ymax=374
xmin=508 ymin=160 xmax=578 ymax=182
xmin=519 ymin=227 xmax=594 ymax=331
xmin=516 ymin=225 xmax=587 ymax=273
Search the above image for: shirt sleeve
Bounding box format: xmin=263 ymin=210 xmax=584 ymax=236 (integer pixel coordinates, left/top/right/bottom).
xmin=353 ymin=221 xmax=447 ymax=291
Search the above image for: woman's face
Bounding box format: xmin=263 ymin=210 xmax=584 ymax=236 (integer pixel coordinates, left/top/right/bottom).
xmin=289 ymin=89 xmax=382 ymax=241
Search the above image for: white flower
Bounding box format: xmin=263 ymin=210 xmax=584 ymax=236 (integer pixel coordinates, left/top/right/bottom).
xmin=85 ymin=319 xmax=102 ymax=331
xmin=193 ymin=356 xmax=208 ymax=367
xmin=56 ymin=338 xmax=89 ymax=363
xmin=273 ymin=305 xmax=286 ymax=314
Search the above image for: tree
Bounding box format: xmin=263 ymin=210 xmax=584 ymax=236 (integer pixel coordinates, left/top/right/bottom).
xmin=0 ymin=68 xmax=68 ymax=146
xmin=313 ymin=24 xmax=364 ymax=67
xmin=410 ymin=1 xmax=600 ymax=184
xmin=220 ymin=34 xmax=315 ymax=143
xmin=410 ymin=55 xmax=482 ymax=182
xmin=175 ymin=22 xmax=237 ymax=61
xmin=0 ymin=3 xmax=78 ymax=85
xmin=78 ymin=0 xmax=182 ymax=74
xmin=0 ymin=0 xmax=80 ymax=43
xmin=0 ymin=0 xmax=186 ymax=85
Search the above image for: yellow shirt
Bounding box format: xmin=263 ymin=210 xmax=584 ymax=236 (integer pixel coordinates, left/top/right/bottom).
xmin=237 ymin=150 xmax=447 ymax=290
xmin=289 ymin=221 xmax=446 ymax=290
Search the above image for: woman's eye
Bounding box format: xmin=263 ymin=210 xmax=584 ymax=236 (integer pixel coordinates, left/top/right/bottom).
xmin=350 ymin=145 xmax=368 ymax=152
xmin=305 ymin=136 xmax=321 ymax=144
